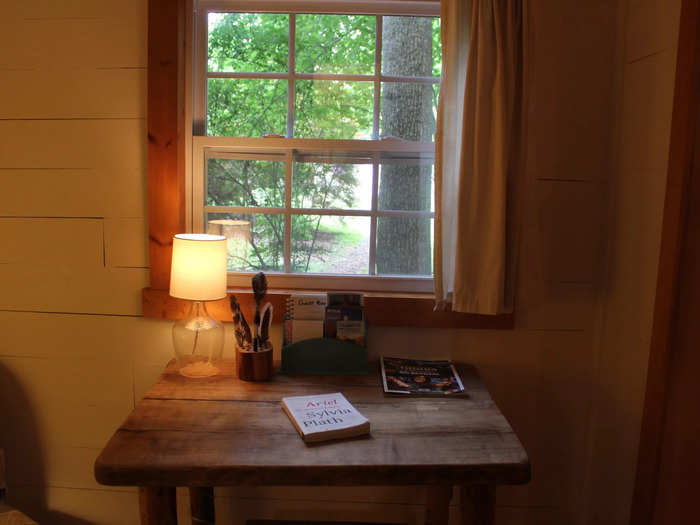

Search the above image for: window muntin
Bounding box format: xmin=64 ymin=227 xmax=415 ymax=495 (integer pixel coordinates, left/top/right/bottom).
xmin=193 ymin=3 xmax=440 ymax=292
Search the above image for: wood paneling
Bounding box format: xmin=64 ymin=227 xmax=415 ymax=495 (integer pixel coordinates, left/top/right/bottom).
xmin=651 ymin=110 xmax=700 ymax=523
xmin=3 ymin=0 xmax=146 ymax=22
xmin=142 ymin=288 xmax=515 ymax=329
xmin=618 ymin=51 xmax=677 ymax=175
xmin=0 ymin=120 xmax=145 ymax=173
xmin=214 ymin=495 xmax=450 ymax=525
xmin=0 ymin=356 xmax=133 ymax=450
xmin=587 ymin=0 xmax=682 ymax=523
xmin=0 ymin=170 xmax=104 ymax=218
xmin=0 ymin=8 xmax=145 ymax=69
xmin=0 ymin=267 xmax=148 ymax=315
xmin=632 ymin=0 xmax=700 ymax=522
xmin=626 ymin=0 xmax=682 ymax=62
xmin=0 ymin=167 xmax=146 ymax=220
xmin=9 ymin=445 xmax=134 ymax=493
xmin=530 ymin=181 xmax=602 ymax=284
xmin=0 ymin=218 xmax=103 ymax=267
xmin=147 ymin=0 xmax=186 ymax=290
xmin=216 ymin=485 xmax=429 ymax=505
xmin=0 ymin=70 xmax=145 ymax=119
xmin=0 ymin=312 xmax=171 ymax=360
xmin=526 ymin=1 xmax=617 ymax=182
xmin=105 ymin=218 xmax=149 ymax=268
xmin=7 ymin=485 xmax=140 ymax=525
xmin=515 ymin=179 xmax=601 ymax=331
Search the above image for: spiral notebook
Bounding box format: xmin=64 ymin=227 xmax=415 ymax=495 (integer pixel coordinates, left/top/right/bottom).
xmin=284 ymin=293 xmax=327 ymax=344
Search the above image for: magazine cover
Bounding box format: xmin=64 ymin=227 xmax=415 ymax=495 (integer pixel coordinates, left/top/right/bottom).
xmin=380 ymin=357 xmax=465 ymax=395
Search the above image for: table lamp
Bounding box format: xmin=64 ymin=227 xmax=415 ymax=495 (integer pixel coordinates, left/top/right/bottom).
xmin=169 ymin=233 xmax=227 ymax=377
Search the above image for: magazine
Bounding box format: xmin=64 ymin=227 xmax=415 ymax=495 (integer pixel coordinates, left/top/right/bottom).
xmin=380 ymin=356 xmax=465 ymax=395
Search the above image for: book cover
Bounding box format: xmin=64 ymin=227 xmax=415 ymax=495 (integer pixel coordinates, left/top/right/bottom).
xmin=325 ymin=305 xmax=365 ymax=345
xmin=285 ymin=293 xmax=327 ymax=320
xmin=380 ymin=357 xmax=465 ymax=395
xmin=284 ymin=318 xmax=324 ymax=345
xmin=281 ymin=392 xmax=370 ymax=443
xmin=327 ymin=292 xmax=364 ymax=307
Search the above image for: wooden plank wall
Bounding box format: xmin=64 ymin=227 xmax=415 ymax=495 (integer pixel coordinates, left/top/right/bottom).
xmin=0 ymin=1 xmax=675 ymax=524
xmin=585 ymin=0 xmax=683 ymax=524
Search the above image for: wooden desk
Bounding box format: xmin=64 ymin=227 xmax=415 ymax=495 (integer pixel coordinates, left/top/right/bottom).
xmin=95 ymin=360 xmax=529 ymax=525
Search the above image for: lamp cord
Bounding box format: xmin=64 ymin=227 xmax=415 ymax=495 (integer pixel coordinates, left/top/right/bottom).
xmin=190 ymin=301 xmax=201 ymax=355
xmin=191 ymin=327 xmax=200 ymax=355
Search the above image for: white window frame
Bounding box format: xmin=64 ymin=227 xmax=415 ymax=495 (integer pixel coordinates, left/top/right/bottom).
xmin=190 ymin=0 xmax=440 ymax=293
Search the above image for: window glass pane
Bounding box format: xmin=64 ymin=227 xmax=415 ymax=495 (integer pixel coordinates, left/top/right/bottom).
xmin=296 ymin=14 xmax=375 ymax=75
xmin=375 ymin=217 xmax=433 ymax=276
xmin=432 ymin=83 xmax=439 ymax=128
xmin=294 ymin=80 xmax=373 ymax=139
xmin=208 ymin=13 xmax=288 ymax=73
xmin=432 ymin=17 xmax=442 ymax=78
xmin=380 ymin=81 xmax=436 ymax=140
xmin=378 ymin=159 xmax=434 ymax=212
xmin=206 ymin=212 xmax=284 ymax=272
xmin=292 ymin=156 xmax=372 ymax=210
xmin=207 ymin=157 xmax=285 ymax=208
xmin=382 ymin=16 xmax=438 ymax=78
xmin=292 ymin=215 xmax=370 ymax=274
xmin=208 ymin=78 xmax=287 ymax=136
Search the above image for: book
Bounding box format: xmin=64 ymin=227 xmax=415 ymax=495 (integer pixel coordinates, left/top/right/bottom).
xmin=283 ymin=294 xmax=328 ymax=346
xmin=327 ymin=292 xmax=364 ymax=307
xmin=335 ymin=320 xmax=366 ymax=346
xmin=380 ymin=356 xmax=465 ymax=395
xmin=284 ymin=318 xmax=324 ymax=344
xmin=325 ymin=297 xmax=365 ymax=346
xmin=285 ymin=293 xmax=327 ymax=320
xmin=281 ymin=392 xmax=370 ymax=443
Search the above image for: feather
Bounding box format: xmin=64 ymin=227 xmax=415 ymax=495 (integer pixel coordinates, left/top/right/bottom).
xmin=252 ymin=272 xmax=267 ymax=304
xmin=229 ymin=294 xmax=252 ymax=348
xmin=259 ymin=302 xmax=273 ymax=344
xmin=251 ymin=272 xmax=267 ymax=351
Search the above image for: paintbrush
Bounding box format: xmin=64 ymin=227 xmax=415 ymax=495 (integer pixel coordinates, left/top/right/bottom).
xmin=252 ymin=272 xmax=267 ymax=351
xmin=229 ymin=294 xmax=252 ymax=349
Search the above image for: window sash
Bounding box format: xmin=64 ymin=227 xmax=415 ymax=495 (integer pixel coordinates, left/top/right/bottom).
xmin=197 ymin=0 xmax=440 ymax=17
xmin=193 ymin=136 xmax=435 ymax=291
xmin=194 ymin=7 xmax=440 ymax=136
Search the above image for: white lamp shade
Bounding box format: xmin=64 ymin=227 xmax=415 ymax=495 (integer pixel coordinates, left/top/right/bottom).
xmin=169 ymin=234 xmax=227 ymax=301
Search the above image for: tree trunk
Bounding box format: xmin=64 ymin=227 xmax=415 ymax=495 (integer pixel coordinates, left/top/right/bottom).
xmin=376 ymin=16 xmax=434 ymax=275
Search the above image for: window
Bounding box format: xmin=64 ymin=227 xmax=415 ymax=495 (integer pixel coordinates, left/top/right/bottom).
xmin=191 ymin=1 xmax=441 ymax=292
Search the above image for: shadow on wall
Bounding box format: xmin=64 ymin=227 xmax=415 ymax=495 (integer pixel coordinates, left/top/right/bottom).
xmin=0 ymin=362 xmax=93 ymax=525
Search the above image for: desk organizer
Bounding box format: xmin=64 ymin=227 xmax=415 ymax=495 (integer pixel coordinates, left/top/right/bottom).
xmin=237 ymin=341 xmax=273 ymax=381
xmin=279 ymin=338 xmax=369 ymax=376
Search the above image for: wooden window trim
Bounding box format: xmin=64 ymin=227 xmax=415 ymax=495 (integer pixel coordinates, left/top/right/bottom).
xmin=144 ymin=0 xmax=514 ymax=329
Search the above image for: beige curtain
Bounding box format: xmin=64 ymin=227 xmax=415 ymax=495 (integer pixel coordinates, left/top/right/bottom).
xmin=434 ymin=0 xmax=523 ymax=314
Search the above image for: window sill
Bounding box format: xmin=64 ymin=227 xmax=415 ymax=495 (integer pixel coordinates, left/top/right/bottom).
xmin=142 ymin=287 xmax=514 ymax=329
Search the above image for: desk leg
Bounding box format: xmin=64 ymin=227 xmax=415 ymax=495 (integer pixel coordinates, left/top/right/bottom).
xmin=190 ymin=487 xmax=215 ymax=524
xmin=460 ymin=485 xmax=495 ymax=525
xmin=425 ymin=485 xmax=452 ymax=525
xmin=139 ymin=487 xmax=177 ymax=525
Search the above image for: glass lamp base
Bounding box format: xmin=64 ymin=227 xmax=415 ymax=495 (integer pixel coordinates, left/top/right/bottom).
xmin=178 ymin=357 xmax=220 ymax=378
xmin=172 ymin=301 xmax=224 ymax=377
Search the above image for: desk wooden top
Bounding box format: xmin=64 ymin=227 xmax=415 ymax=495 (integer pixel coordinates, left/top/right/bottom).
xmin=95 ymin=360 xmax=530 ymax=487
